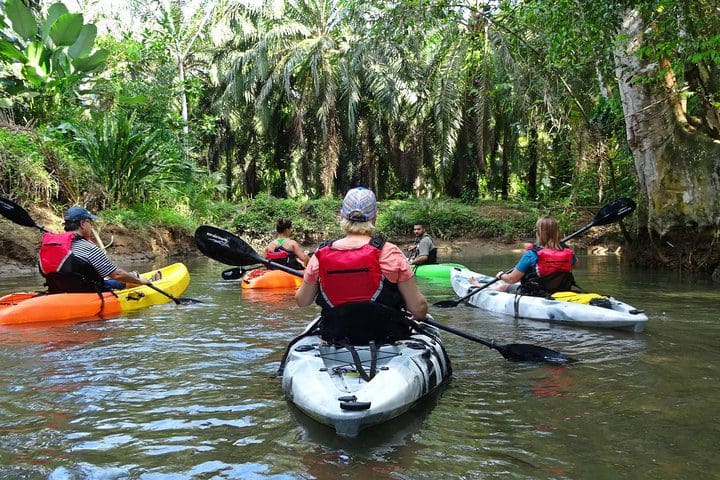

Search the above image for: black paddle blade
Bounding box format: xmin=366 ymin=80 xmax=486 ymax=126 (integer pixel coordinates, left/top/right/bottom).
xmin=195 ymin=225 xmax=263 ymax=266
xmin=592 ymin=198 xmax=636 ymax=226
xmin=0 ymin=196 xmax=44 ymax=230
xmin=432 ymin=299 xmax=464 ymax=308
xmin=221 ymin=267 xmax=244 ymax=280
xmin=495 ymin=343 xmax=577 ymax=365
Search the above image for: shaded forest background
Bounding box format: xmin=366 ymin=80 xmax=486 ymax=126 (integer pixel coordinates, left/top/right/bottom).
xmin=1 ymin=0 xmax=718 ymax=277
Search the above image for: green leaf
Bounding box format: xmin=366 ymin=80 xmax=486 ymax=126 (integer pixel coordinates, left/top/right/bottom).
xmin=119 ymin=94 xmax=150 ymax=105
xmin=72 ymin=47 xmax=108 ymax=72
xmin=42 ymin=3 xmax=69 ymax=42
xmin=0 ymin=98 xmax=14 ymax=108
xmin=0 ymin=38 xmax=27 ymax=62
xmin=68 ymin=24 xmax=96 ymax=58
xmin=51 ymin=49 xmax=73 ymax=76
xmin=49 ymin=12 xmax=83 ymax=47
xmin=21 ymin=63 xmax=45 ymax=86
xmin=25 ymin=40 xmax=46 ymax=67
xmin=5 ymin=0 xmax=38 ymax=40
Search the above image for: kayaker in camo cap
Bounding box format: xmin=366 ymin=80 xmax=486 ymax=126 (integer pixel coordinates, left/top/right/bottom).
xmin=38 ymin=206 xmax=153 ymax=293
xmin=295 ymin=187 xmax=427 ymax=343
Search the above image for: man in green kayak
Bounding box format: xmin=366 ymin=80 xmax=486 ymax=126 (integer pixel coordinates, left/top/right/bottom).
xmin=407 ymin=223 xmax=437 ymax=266
xmin=38 ymin=206 xmax=153 ymax=292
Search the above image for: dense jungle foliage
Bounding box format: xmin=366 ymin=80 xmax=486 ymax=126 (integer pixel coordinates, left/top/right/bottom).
xmin=1 ymin=1 xmax=719 ymax=273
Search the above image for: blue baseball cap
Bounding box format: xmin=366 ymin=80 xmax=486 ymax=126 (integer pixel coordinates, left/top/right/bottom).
xmin=340 ymin=187 xmax=377 ymax=222
xmin=64 ymin=206 xmax=98 ymax=222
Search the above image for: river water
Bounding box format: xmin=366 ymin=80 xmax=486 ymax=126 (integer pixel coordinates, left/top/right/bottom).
xmin=1 ymin=252 xmax=718 ymax=479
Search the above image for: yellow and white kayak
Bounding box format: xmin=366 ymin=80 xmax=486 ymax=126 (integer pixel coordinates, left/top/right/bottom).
xmin=0 ymin=263 xmax=190 ymax=325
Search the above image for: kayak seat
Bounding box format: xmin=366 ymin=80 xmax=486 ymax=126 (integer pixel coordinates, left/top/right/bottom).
xmin=320 ymin=302 xmax=411 ymax=346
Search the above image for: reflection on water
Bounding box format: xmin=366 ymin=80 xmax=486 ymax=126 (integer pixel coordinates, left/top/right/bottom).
xmin=0 ymin=253 xmax=719 ymax=478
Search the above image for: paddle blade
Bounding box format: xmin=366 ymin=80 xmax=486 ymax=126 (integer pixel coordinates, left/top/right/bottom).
xmin=497 ymin=343 xmax=576 ymax=365
xmin=221 ymin=267 xmax=244 ymax=280
xmin=591 ymin=198 xmax=636 ymax=226
xmin=195 ymin=225 xmax=264 ymax=266
xmin=432 ymin=299 xmax=463 ymax=308
xmin=0 ymin=196 xmax=44 ymax=230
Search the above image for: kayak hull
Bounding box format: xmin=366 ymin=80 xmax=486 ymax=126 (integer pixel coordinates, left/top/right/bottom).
xmin=281 ymin=317 xmax=452 ymax=437
xmin=450 ymin=268 xmax=648 ymax=332
xmin=241 ymin=269 xmax=302 ymax=289
xmin=413 ymin=263 xmax=467 ymax=280
xmin=0 ymin=263 xmax=190 ymax=325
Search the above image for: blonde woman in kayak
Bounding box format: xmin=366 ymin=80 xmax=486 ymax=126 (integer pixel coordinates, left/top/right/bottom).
xmin=475 ymin=215 xmax=578 ymax=296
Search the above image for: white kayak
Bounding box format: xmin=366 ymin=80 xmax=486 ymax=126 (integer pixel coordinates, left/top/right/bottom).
xmin=450 ymin=268 xmax=648 ymax=333
xmin=279 ymin=315 xmax=452 ymax=437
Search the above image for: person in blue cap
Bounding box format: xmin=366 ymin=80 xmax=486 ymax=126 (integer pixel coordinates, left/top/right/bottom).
xmin=38 ymin=206 xmax=153 ymax=293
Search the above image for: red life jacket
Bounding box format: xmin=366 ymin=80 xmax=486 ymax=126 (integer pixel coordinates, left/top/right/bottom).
xmin=314 ymin=237 xmax=401 ymax=310
xmin=39 ymin=232 xmax=76 ymax=275
xmin=265 ymin=249 xmax=289 ymax=261
xmin=520 ymin=244 xmax=576 ymax=296
xmin=532 ymin=245 xmax=574 ymax=276
xmin=38 ymin=232 xmax=104 ymax=293
xmin=266 ymin=246 xmax=303 ymax=270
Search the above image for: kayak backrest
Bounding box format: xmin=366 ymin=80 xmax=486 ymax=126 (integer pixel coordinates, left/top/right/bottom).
xmin=320 ymin=302 xmax=411 ymax=345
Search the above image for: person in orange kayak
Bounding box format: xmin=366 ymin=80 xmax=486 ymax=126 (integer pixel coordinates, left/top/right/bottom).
xmin=38 ymin=206 xmax=153 ymax=293
xmin=476 ymin=215 xmax=578 ymax=296
xmin=264 ymin=218 xmax=310 ymax=270
xmin=295 ymin=187 xmax=427 ymax=343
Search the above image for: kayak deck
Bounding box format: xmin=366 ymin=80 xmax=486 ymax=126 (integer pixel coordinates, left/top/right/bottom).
xmin=450 ymin=268 xmax=648 ymax=332
xmin=0 ymin=263 xmax=190 ymax=325
xmin=281 ymin=318 xmax=452 ymax=437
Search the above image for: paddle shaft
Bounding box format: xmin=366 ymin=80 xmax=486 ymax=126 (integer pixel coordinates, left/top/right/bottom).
xmin=147 ymin=283 xmax=182 ymax=305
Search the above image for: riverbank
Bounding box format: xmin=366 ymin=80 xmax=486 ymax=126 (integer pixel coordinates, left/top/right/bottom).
xmin=0 ymin=204 xmax=626 ymax=276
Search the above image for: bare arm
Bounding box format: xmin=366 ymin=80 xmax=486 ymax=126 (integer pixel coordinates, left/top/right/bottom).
xmin=398 ymin=277 xmax=428 ymax=319
xmin=108 ymin=268 xmax=151 ymax=285
xmin=295 ymin=281 xmax=318 ymax=307
xmin=288 ymin=240 xmax=310 ymax=265
xmin=496 ymin=268 xmax=525 ymax=284
xmin=409 ymin=255 xmax=428 ymax=266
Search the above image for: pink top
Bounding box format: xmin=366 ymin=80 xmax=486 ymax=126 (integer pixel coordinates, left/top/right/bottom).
xmin=303 ymin=239 xmax=414 ymax=285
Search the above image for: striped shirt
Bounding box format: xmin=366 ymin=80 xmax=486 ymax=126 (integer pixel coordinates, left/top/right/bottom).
xmin=71 ymin=237 xmax=118 ymax=277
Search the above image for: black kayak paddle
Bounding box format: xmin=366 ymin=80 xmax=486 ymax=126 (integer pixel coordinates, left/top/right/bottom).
xmin=421 ymin=317 xmax=575 ymax=364
xmin=195 ymin=225 xmax=303 ymax=276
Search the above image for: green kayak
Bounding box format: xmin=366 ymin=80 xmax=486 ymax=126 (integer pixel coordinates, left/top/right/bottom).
xmin=412 ymin=263 xmax=467 ymax=280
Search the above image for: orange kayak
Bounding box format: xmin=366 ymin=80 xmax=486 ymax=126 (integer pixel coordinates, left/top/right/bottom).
xmin=241 ymin=268 xmax=303 ymax=289
xmin=0 ymin=263 xmax=190 ymax=325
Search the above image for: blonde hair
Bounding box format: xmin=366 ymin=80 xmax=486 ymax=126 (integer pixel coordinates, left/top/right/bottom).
xmin=535 ymin=215 xmax=561 ymax=249
xmin=339 ymin=218 xmax=376 ymax=235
